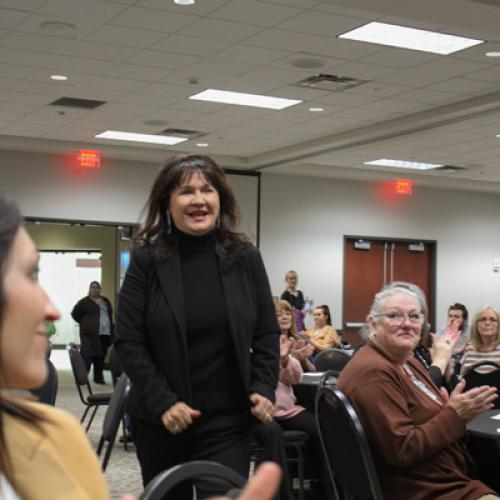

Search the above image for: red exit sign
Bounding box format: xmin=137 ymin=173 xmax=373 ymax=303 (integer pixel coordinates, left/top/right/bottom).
xmin=393 ymin=179 xmax=413 ymax=196
xmin=77 ymin=149 xmax=101 ymax=168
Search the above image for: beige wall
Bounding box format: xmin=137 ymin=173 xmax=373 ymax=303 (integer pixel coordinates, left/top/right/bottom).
xmin=26 ymin=223 xmax=118 ymax=309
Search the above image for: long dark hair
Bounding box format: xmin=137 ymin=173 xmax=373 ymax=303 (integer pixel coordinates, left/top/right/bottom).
xmin=316 ymin=305 xmax=332 ymax=326
xmin=134 ymin=154 xmax=250 ymax=265
xmin=0 ymin=197 xmax=42 ymax=488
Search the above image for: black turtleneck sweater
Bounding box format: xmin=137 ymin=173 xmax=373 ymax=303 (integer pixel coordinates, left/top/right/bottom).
xmin=177 ymin=229 xmax=246 ymax=412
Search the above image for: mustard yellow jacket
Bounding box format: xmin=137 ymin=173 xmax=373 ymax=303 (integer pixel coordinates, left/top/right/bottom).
xmin=4 ymin=399 xmax=109 ymax=500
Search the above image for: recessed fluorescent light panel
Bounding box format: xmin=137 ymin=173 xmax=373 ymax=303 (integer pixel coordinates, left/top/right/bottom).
xmin=339 ymin=21 xmax=484 ymax=55
xmin=95 ymin=130 xmax=188 ymax=145
xmin=365 ymin=159 xmax=443 ymax=170
xmin=189 ymin=89 xmax=302 ymax=110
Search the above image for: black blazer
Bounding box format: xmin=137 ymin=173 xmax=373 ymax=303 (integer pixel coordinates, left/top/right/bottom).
xmin=115 ymin=244 xmax=280 ymax=424
xmin=71 ymin=296 xmax=114 ymax=358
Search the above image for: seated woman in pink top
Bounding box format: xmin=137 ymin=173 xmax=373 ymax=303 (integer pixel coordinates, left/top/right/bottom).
xmin=274 ymin=300 xmax=335 ymax=500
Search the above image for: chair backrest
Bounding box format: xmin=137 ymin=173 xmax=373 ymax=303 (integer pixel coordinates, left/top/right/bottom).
xmin=68 ymin=345 xmax=92 ymax=401
xmin=108 ymin=345 xmax=124 ymax=386
xmin=139 ymin=460 xmax=246 ymax=500
xmin=30 ymin=359 xmax=58 ymax=405
xmin=102 ymin=373 xmax=130 ymax=441
xmin=463 ymin=361 xmax=500 ymax=408
xmin=314 ymin=348 xmax=352 ymax=374
xmin=315 ymin=380 xmax=383 ymax=500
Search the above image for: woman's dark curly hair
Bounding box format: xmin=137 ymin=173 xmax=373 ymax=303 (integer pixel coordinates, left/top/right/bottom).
xmin=134 ymin=154 xmax=250 ymax=264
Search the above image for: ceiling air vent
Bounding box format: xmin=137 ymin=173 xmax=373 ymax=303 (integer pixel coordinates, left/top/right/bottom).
xmin=295 ymin=74 xmax=368 ymax=92
xmin=50 ymin=97 xmax=106 ymax=110
xmin=434 ymin=165 xmax=466 ymax=172
xmin=158 ymin=128 xmax=206 ymax=140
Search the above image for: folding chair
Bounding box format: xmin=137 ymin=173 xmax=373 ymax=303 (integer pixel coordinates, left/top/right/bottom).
xmin=96 ymin=373 xmax=130 ymax=470
xmin=68 ymin=344 xmax=112 ymax=432
xmin=463 ymin=361 xmax=500 ymax=409
xmin=315 ymin=374 xmax=382 ymax=500
xmin=139 ymin=461 xmax=246 ymax=500
xmin=314 ymin=348 xmax=352 ymax=374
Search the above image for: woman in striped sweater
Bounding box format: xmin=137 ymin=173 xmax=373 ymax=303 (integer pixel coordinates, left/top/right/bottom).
xmin=460 ymin=306 xmax=500 ymax=375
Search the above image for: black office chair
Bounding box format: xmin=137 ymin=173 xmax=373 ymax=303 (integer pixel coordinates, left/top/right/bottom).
xmin=314 ymin=348 xmax=351 ymax=374
xmin=30 ymin=358 xmax=58 ymax=405
xmin=68 ymin=344 xmax=112 ymax=432
xmin=315 ymin=375 xmax=382 ymax=500
xmin=96 ymin=373 xmax=130 ymax=470
xmin=463 ymin=361 xmax=500 ymax=409
xmin=139 ymin=460 xmax=246 ymax=500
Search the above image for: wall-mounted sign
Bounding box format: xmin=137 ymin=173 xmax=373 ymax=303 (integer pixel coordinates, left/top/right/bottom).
xmin=77 ymin=150 xmax=101 ymax=169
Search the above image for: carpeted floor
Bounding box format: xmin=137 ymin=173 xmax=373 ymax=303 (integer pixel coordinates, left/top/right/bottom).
xmin=55 ymin=369 xmax=143 ymax=500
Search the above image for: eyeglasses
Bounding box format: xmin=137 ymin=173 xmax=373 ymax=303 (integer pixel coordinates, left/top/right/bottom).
xmin=477 ymin=316 xmax=498 ymax=323
xmin=374 ymin=311 xmax=423 ymax=325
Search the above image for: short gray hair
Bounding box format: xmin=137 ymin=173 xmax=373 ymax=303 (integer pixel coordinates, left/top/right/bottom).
xmin=369 ymin=281 xmax=428 ymax=319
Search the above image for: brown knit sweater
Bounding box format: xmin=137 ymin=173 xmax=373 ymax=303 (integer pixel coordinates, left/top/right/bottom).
xmin=337 ymin=341 xmax=494 ymax=500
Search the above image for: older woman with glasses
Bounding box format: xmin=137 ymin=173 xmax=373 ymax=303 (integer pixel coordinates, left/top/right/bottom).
xmin=460 ymin=307 xmax=500 ymax=375
xmin=337 ymin=282 xmax=499 ymax=500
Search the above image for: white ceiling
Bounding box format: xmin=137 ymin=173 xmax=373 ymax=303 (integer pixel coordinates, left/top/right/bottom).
xmin=2 ymin=0 xmax=500 ymax=191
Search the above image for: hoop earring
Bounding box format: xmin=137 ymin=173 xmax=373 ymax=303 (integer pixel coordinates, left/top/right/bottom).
xmin=166 ymin=211 xmax=172 ymax=234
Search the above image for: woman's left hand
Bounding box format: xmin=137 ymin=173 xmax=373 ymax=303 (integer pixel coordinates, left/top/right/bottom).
xmin=249 ymin=393 xmax=274 ymax=424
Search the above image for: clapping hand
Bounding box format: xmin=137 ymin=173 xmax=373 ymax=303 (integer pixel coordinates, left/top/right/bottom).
xmin=443 ymin=379 xmax=498 ymax=423
xmin=290 ymin=338 xmax=314 ymax=362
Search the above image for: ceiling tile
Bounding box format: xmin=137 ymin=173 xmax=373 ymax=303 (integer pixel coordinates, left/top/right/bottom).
xmin=210 ymin=0 xmax=301 ymax=27
xmin=181 ymin=18 xmax=264 ymax=42
xmin=82 ymin=76 xmax=148 ymax=92
xmin=0 ymin=31 xmax=74 ymax=54
xmin=138 ymin=0 xmax=231 ymax=16
xmin=104 ymin=63 xmax=172 ymax=81
xmin=213 ymin=44 xmax=289 ymax=65
xmin=380 ymin=57 xmax=491 ymax=87
xmin=64 ymin=41 xmax=140 ymax=62
xmin=11 ymin=80 xmax=75 ymax=96
xmin=0 ymin=47 xmax=52 ymax=66
xmin=125 ymin=50 xmax=200 ymax=69
xmin=111 ymin=6 xmax=198 ymax=33
xmin=38 ymin=0 xmax=127 ymax=21
xmin=0 ymin=7 xmax=29 ymax=30
xmin=85 ymin=25 xmax=166 ymax=49
xmin=358 ymin=47 xmax=439 ymax=69
xmin=151 ymin=34 xmax=231 ymax=57
xmin=44 ymin=55 xmax=115 ymax=74
xmin=427 ymin=78 xmax=499 ymax=96
xmin=276 ymin=9 xmax=366 ymax=36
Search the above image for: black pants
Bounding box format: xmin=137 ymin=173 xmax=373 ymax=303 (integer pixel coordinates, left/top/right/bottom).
xmin=132 ymin=410 xmax=251 ymax=499
xmin=278 ymin=410 xmax=336 ymax=500
xmin=83 ymin=335 xmax=111 ymax=382
xmin=252 ymin=420 xmax=294 ymax=500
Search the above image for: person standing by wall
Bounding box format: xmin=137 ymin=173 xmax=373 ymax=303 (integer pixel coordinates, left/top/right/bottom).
xmin=71 ymin=281 xmax=114 ymax=384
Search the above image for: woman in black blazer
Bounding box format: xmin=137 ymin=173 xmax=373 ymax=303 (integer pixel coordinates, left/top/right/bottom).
xmin=115 ymin=154 xmax=280 ymax=498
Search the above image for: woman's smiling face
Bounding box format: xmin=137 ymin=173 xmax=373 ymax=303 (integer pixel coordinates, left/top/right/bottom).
xmin=1 ymin=228 xmax=60 ymax=389
xmin=168 ymin=170 xmax=220 ymax=236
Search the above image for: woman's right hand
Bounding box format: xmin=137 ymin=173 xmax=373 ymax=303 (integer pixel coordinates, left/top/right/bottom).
xmin=161 ymin=402 xmax=201 ymax=434
xmin=444 ymin=379 xmax=498 ymax=423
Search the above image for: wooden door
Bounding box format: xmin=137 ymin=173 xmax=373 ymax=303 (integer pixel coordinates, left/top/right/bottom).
xmin=343 ymin=240 xmax=387 ymax=346
xmin=343 ymin=238 xmax=435 ymax=346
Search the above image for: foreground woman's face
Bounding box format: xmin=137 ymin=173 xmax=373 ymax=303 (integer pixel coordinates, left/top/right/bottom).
xmin=1 ymin=228 xmax=59 ymax=389
xmin=169 ymin=170 xmax=221 ymax=236
xmin=370 ymin=293 xmax=422 ymax=361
